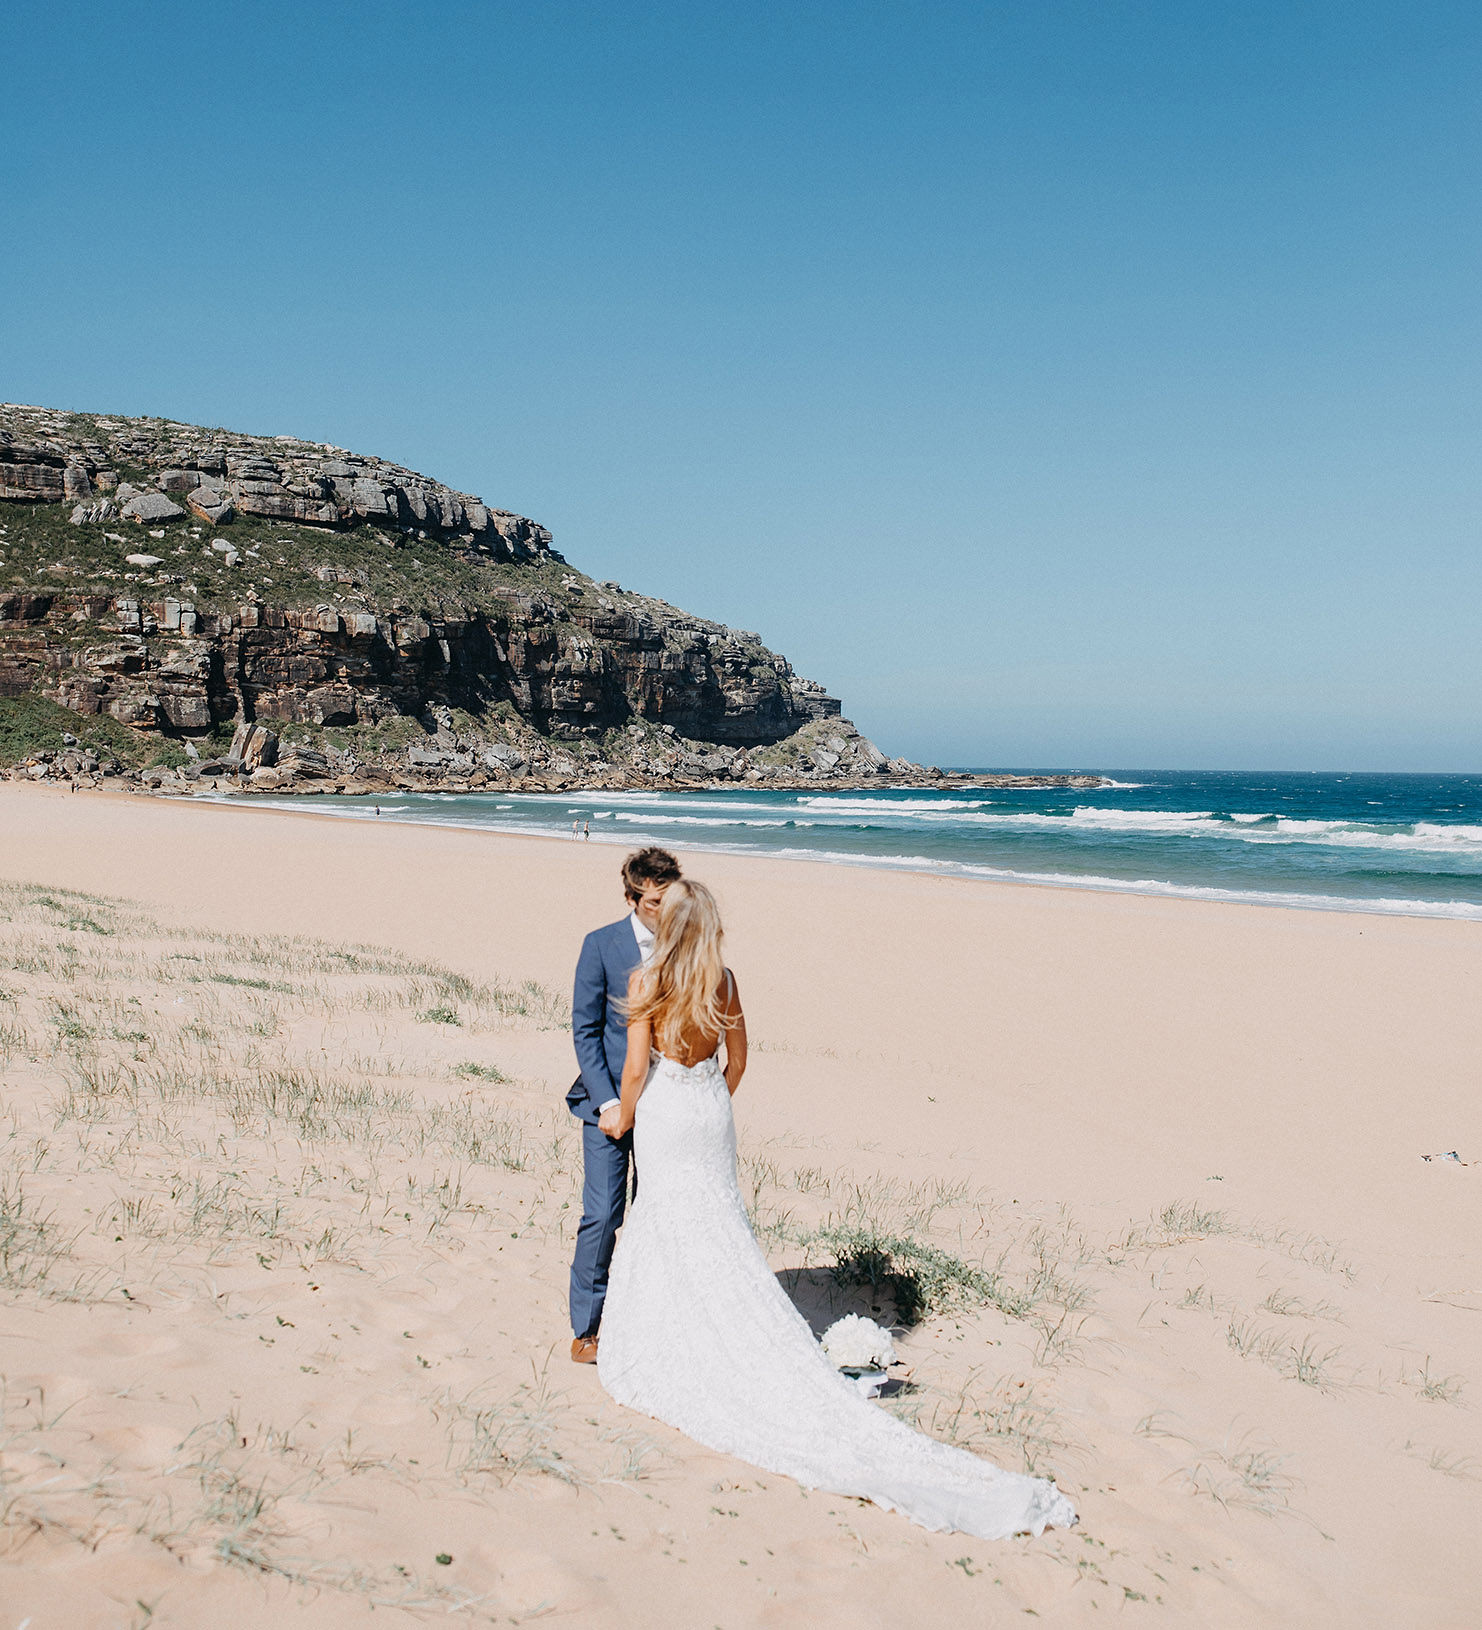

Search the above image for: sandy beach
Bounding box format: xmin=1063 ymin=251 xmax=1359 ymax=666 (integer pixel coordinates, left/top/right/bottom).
xmin=2 ymin=779 xmax=1478 ymax=1627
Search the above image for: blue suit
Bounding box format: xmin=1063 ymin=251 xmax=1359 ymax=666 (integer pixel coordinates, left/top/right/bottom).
xmin=568 ymin=916 xmax=641 ymax=1337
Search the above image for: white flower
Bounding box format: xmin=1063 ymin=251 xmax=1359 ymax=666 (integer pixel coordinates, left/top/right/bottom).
xmin=820 ymin=1314 xmax=896 ymax=1371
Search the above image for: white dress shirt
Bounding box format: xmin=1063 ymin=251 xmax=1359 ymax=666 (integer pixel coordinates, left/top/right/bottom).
xmin=597 ymin=912 xmax=655 ymax=1117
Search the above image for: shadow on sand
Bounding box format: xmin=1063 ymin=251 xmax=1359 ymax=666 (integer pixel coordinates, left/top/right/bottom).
xmin=776 ymin=1267 xmax=896 ymax=1337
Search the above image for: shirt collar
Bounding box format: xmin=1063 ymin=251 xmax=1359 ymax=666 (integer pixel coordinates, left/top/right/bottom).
xmin=629 ymin=910 xmax=655 ymax=954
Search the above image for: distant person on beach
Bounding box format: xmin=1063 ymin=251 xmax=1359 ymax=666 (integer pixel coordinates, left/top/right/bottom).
xmin=572 ymin=820 xmax=579 ymax=839
xmin=566 ymin=846 xmax=682 ymax=1362
xmin=583 ymin=821 xmax=591 ymax=841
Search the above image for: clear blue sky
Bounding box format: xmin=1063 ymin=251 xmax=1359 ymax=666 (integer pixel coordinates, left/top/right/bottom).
xmin=5 ymin=2 xmax=1479 ymax=769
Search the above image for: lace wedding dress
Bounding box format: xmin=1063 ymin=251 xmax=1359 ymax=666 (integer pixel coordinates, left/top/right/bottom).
xmin=597 ymin=1050 xmax=1077 ymax=1539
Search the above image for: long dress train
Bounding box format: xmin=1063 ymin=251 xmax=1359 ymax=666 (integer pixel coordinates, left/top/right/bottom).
xmin=597 ymin=1052 xmax=1077 ymax=1539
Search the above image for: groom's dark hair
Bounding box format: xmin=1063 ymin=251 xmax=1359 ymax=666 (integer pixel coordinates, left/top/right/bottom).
xmin=622 ymin=846 xmax=682 ymax=900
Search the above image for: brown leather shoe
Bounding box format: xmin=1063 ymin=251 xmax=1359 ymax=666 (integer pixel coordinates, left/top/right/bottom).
xmin=571 ymin=1335 xmax=599 ymax=1364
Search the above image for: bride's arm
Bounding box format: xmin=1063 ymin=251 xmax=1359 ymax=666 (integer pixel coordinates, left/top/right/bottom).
xmin=613 ymin=975 xmax=651 ymax=1137
xmin=722 ymin=970 xmax=747 ymax=1097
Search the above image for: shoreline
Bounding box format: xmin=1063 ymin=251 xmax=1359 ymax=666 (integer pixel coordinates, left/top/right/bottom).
xmin=187 ymin=783 xmax=1482 ymax=924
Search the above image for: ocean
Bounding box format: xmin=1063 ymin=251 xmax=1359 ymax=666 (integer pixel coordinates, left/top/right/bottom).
xmin=250 ymin=770 xmax=1482 ymax=920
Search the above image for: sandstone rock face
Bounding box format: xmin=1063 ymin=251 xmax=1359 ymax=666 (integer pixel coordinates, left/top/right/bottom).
xmin=0 ymin=443 xmax=66 ymax=500
xmin=1 ymin=584 xmax=844 ymax=750
xmin=0 ymin=403 xmax=959 ymax=791
xmin=0 ymin=405 xmax=557 ymax=560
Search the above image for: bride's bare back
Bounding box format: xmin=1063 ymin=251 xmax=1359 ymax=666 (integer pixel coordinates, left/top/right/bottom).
xmin=654 ymin=969 xmax=739 ymax=1065
xmin=611 ymin=969 xmax=747 ymax=1134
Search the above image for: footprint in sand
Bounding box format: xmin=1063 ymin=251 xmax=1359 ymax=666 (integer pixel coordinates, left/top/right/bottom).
xmin=74 ymin=1331 xmax=181 ymax=1360
xmin=462 ymin=1545 xmax=583 ymax=1615
xmin=350 ymin=1390 xmax=423 ymax=1426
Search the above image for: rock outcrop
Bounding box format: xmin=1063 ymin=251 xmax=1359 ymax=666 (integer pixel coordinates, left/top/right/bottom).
xmin=1 ymin=407 xmax=551 ymax=557
xmin=1 ymin=402 xmax=1100 ymax=795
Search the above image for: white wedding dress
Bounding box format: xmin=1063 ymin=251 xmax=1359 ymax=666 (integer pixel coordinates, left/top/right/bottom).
xmin=597 ymin=1049 xmax=1077 ymax=1539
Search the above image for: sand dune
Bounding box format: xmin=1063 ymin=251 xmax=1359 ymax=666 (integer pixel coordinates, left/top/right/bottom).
xmin=0 ymin=781 xmax=1478 ymax=1627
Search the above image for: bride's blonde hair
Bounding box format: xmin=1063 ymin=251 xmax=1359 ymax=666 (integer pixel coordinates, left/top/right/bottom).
xmin=625 ymin=879 xmax=733 ymax=1052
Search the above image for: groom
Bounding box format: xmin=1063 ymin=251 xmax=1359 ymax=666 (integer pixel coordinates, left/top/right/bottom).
xmin=567 ymin=844 xmax=683 ymax=1362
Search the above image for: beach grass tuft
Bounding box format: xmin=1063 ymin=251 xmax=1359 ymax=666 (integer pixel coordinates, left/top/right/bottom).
xmin=811 ymin=1223 xmax=1032 ymax=1326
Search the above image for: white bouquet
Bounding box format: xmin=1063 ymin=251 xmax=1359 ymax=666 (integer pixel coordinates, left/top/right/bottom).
xmin=821 ymin=1314 xmax=897 ymax=1373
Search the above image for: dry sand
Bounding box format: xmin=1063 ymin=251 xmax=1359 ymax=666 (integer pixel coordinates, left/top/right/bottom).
xmin=0 ymin=780 xmax=1478 ymax=1628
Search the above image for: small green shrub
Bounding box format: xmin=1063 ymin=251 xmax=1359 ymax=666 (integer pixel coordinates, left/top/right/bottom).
xmin=453 ymin=1061 xmax=508 ymax=1082
xmin=811 ymin=1225 xmax=1031 ymax=1326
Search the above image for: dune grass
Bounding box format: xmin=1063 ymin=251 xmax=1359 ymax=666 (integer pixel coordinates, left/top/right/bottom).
xmin=2 ymin=874 xmax=1474 ymax=1621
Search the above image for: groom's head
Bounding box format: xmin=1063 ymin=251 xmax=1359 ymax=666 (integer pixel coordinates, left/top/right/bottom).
xmin=622 ymin=846 xmax=682 ymax=930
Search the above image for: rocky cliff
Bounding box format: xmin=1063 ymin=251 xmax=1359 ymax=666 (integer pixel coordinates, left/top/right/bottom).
xmin=0 ymin=403 xmax=1098 ymax=796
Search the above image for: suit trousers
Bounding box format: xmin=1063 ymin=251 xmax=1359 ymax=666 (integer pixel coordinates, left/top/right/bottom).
xmin=569 ymin=1120 xmax=634 ymax=1338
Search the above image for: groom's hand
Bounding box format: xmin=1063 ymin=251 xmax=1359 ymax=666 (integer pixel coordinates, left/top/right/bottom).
xmin=598 ymin=1105 xmax=622 ymax=1139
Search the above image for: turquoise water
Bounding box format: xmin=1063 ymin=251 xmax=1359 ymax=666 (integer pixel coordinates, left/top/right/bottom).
xmin=249 ymin=770 xmax=1482 ymax=919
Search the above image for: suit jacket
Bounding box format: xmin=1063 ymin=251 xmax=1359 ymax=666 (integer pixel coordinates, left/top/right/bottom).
xmin=567 ymin=916 xmax=642 ymax=1126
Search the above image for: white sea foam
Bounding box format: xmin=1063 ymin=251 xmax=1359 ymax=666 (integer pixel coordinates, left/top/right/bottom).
xmin=258 ymin=786 xmax=1482 ymax=861
xmin=216 ymin=793 xmax=1482 ymax=921
xmin=611 ymin=812 xmax=796 ymax=828
xmin=797 ymin=796 xmax=992 ymax=811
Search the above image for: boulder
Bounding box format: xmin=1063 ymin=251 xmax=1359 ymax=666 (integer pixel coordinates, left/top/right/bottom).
xmin=70 ymin=500 xmax=117 ymax=524
xmin=230 ymin=720 xmax=278 ymax=769
xmin=63 ymin=465 xmax=93 ymax=502
xmin=277 ymin=747 xmax=332 ymax=779
xmin=187 ymin=485 xmax=234 ymax=525
xmin=125 ymin=553 xmax=163 ymax=568
xmin=120 ymin=491 xmax=184 ymax=524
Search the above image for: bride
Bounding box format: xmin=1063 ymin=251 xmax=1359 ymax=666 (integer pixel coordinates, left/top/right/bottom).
xmin=596 ymin=878 xmax=1076 ymax=1540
